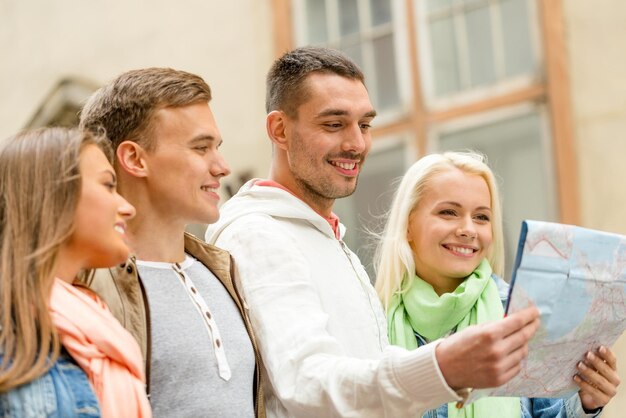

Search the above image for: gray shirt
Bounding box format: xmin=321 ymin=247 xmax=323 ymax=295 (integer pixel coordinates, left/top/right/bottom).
xmin=137 ymin=254 xmax=255 ymax=418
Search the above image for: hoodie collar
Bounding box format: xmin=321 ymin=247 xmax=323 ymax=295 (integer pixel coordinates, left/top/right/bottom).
xmin=206 ymin=179 xmax=346 ymax=244
xmin=254 ymin=179 xmax=341 ymax=240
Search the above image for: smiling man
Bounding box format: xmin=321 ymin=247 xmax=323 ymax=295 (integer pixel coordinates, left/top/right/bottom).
xmin=79 ymin=68 xmax=264 ymax=418
xmin=206 ymin=47 xmax=540 ymax=418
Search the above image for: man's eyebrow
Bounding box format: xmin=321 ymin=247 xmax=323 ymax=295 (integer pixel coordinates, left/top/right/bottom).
xmin=315 ymin=109 xmax=378 ymax=118
xmin=191 ymin=134 xmax=216 ymax=141
xmin=189 ymin=134 xmax=216 ymax=143
xmin=316 ymin=109 xmax=349 ymax=118
xmin=363 ymin=110 xmax=377 ymax=118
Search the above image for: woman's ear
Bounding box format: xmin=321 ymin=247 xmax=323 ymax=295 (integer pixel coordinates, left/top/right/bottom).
xmin=266 ymin=110 xmax=289 ymax=151
xmin=116 ymin=141 xmax=148 ymax=178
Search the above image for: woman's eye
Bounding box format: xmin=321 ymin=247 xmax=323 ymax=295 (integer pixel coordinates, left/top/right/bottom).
xmin=475 ymin=214 xmax=491 ymax=222
xmin=105 ymin=182 xmax=116 ymax=191
xmin=439 ymin=209 xmax=456 ymax=216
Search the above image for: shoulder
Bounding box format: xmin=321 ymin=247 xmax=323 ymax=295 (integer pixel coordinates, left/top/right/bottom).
xmin=184 ymin=232 xmax=231 ymax=266
xmin=217 ymin=212 xmax=306 ymax=248
xmin=86 ymin=262 xmax=141 ymax=315
xmin=184 ymin=232 xmax=239 ymax=296
xmin=83 ymin=261 xmax=147 ymax=359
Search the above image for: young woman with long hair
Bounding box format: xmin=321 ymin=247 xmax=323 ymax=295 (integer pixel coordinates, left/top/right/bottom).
xmin=375 ymin=151 xmax=619 ymax=418
xmin=0 ymin=127 xmax=151 ymax=417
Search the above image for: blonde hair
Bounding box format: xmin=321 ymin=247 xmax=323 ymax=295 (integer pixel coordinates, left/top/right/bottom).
xmin=374 ymin=151 xmax=504 ymax=309
xmin=0 ymin=127 xmax=111 ymax=391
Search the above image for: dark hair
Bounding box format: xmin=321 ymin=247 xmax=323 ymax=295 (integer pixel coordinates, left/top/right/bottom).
xmin=266 ymin=46 xmax=365 ymax=118
xmin=79 ymin=67 xmax=212 ymax=151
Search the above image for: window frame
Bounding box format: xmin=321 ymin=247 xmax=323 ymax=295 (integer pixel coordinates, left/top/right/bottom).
xmin=415 ymin=0 xmax=544 ymax=110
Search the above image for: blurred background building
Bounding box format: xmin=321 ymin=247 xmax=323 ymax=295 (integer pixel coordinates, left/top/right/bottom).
xmin=2 ymin=0 xmax=625 ymax=414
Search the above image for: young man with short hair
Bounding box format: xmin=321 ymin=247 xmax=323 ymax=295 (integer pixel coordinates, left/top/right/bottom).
xmin=206 ymin=47 xmax=539 ymax=418
xmin=80 ymin=68 xmax=264 ymax=418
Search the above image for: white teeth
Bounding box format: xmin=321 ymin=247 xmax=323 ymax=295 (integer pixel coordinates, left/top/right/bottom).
xmin=114 ymin=225 xmax=125 ymax=234
xmin=449 ymin=246 xmax=474 ymax=254
xmin=201 ymin=186 xmax=217 ymax=192
xmin=332 ymin=162 xmax=356 ymax=170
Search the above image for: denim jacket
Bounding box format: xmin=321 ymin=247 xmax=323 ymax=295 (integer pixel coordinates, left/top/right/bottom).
xmin=0 ymin=350 xmax=100 ymax=417
xmin=417 ymin=275 xmax=602 ymax=418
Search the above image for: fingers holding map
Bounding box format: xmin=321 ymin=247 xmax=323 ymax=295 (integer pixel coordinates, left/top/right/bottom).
xmin=575 ymin=346 xmax=620 ymax=410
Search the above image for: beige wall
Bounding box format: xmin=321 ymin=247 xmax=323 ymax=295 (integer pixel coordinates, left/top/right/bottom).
xmin=0 ymin=0 xmax=274 ymax=189
xmin=566 ymin=1 xmax=626 ymax=234
xmin=565 ymin=2 xmax=626 ymax=416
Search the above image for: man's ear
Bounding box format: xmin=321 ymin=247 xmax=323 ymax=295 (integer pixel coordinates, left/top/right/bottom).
xmin=116 ymin=141 xmax=148 ymax=178
xmin=266 ymin=110 xmax=289 ymax=151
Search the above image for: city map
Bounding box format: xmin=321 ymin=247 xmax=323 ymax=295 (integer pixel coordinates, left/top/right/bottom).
xmin=472 ymin=220 xmax=626 ymax=401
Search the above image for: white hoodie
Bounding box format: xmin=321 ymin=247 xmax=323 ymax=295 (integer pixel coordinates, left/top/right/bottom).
xmin=206 ymin=180 xmax=458 ymax=418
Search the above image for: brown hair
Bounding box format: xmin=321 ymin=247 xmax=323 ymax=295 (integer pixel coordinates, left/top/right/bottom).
xmin=79 ymin=67 xmax=212 ymax=151
xmin=0 ymin=127 xmax=111 ymax=391
xmin=266 ymin=46 xmax=365 ymax=118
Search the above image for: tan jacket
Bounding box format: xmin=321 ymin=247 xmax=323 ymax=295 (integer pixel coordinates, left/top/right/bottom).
xmin=83 ymin=233 xmax=265 ymax=418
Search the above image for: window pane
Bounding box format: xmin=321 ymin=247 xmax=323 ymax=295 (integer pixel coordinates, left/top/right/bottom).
xmin=429 ymin=17 xmax=461 ymax=95
xmin=439 ymin=112 xmax=555 ymax=279
xmin=340 ymin=42 xmax=364 ymax=70
xmin=306 ymin=0 xmax=328 ymax=44
xmin=339 ymin=0 xmax=360 ymax=36
xmin=501 ymin=0 xmax=534 ymax=76
xmin=426 ymin=0 xmax=452 ymax=13
xmin=465 ymin=5 xmax=496 ymax=87
xmin=333 ymin=142 xmax=408 ymax=280
xmin=370 ymin=0 xmax=392 ymax=26
xmin=373 ymin=34 xmax=400 ymax=110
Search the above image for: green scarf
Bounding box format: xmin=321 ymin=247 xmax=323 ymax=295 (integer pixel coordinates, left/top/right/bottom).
xmin=387 ymin=259 xmax=520 ymax=418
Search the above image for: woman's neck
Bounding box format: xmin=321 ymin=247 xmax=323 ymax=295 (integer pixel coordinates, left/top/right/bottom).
xmin=418 ymin=273 xmax=463 ymax=296
xmin=54 ymin=246 xmax=82 ymax=284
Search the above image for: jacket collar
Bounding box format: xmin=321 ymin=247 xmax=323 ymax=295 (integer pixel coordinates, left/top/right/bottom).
xmin=182 ymin=232 xmax=243 ymax=313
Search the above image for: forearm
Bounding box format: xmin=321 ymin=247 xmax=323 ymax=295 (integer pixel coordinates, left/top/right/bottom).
xmin=267 ymin=343 xmax=457 ymax=417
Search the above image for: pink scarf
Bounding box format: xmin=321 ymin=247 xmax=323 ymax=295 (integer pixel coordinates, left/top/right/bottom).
xmin=49 ymin=278 xmax=152 ymax=418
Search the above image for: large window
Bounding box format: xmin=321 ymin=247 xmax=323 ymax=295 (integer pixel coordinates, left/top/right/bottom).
xmin=418 ymin=0 xmax=541 ymax=105
xmin=294 ymin=0 xmax=403 ymax=114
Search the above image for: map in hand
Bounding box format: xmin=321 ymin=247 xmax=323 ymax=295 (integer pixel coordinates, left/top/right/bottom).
xmin=477 ymin=220 xmax=626 ymax=400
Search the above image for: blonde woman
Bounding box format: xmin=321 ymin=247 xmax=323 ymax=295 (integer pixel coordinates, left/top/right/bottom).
xmin=0 ymin=128 xmax=150 ymax=417
xmin=375 ymin=151 xmax=619 ymax=418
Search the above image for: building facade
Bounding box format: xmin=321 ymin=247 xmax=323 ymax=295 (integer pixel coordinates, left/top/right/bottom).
xmin=2 ymin=0 xmax=625 ymax=414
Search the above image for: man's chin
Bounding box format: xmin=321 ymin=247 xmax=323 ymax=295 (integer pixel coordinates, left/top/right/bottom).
xmin=333 ymin=182 xmax=358 ymax=199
